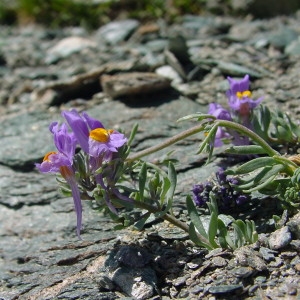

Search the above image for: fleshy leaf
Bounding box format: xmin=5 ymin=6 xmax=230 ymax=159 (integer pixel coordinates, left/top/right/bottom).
xmin=186 ymin=195 xmax=208 ymax=239
xmin=225 ymin=145 xmax=267 ymax=155
xmin=227 ymin=157 xmax=277 ymax=175
xmin=138 ymin=162 xmax=147 ymax=202
xmin=208 ymin=211 xmax=219 ymax=248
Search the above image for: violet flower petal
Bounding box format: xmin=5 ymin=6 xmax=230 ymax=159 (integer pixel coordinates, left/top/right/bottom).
xmin=82 ymin=112 xmax=104 ymax=130
xmin=227 ymin=74 xmax=250 ymax=94
xmin=208 ymin=103 xmax=232 ymax=121
xmin=62 ymin=110 xmax=90 ymax=153
xmin=88 ymin=130 xmax=127 ymax=158
xmin=50 ymin=122 xmax=76 ymax=161
xmin=67 ymin=176 xmax=83 ymax=239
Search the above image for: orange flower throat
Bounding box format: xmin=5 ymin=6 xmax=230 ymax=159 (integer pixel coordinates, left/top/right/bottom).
xmin=89 ymin=128 xmax=114 ymax=143
xmin=236 ymin=90 xmax=252 ymax=99
xmin=43 ymin=151 xmax=57 ymax=162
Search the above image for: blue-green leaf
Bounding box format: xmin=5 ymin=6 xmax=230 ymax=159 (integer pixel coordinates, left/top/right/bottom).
xmin=138 ymin=162 xmax=147 ymax=201
xmin=217 ymin=218 xmax=228 ymax=249
xmin=154 ymin=197 xmax=173 ymax=218
xmin=208 ymin=211 xmax=219 ymax=248
xmin=127 ymin=123 xmax=139 ymax=146
xmin=134 ymin=213 xmax=151 ymax=230
xmin=197 ymin=123 xmax=218 ymax=155
xmin=228 ymin=157 xmax=277 ymax=175
xmin=177 ymin=113 xmax=215 ymax=123
xmin=166 ymin=162 xmax=177 ymax=201
xmin=189 ymin=223 xmax=213 ymax=250
xmin=225 ymin=145 xmax=267 ymax=155
xmin=186 ymin=195 xmax=208 ymax=239
xmin=160 ymin=177 xmax=171 ymax=203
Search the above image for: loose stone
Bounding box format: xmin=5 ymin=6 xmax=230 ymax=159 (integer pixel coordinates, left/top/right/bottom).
xmin=208 ymin=284 xmax=243 ymax=295
xmin=268 ymin=226 xmax=292 ymax=250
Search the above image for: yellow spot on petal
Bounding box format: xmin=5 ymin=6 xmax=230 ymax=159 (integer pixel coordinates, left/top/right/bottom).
xmin=43 ymin=151 xmax=57 ymax=162
xmin=89 ymin=128 xmax=114 ymax=143
xmin=236 ymin=90 xmax=252 ymax=99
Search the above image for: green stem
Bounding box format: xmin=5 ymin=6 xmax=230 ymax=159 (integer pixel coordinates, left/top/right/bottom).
xmin=132 ymin=199 xmax=211 ymax=246
xmin=127 ymin=123 xmax=205 ymax=162
xmin=273 ymin=155 xmax=298 ymax=175
xmin=217 ymin=120 xmax=279 ymax=157
xmin=127 ymin=119 xmax=280 ymax=162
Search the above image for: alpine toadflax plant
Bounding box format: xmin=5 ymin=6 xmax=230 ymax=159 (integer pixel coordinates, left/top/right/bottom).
xmin=36 ymin=74 xmax=299 ymax=252
xmin=36 ymin=110 xmax=127 ymax=238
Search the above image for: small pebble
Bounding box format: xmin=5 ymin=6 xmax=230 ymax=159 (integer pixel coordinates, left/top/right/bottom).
xmin=173 ymin=276 xmax=187 ymax=287
xmin=208 ymin=284 xmax=243 ymax=295
xmin=287 ymin=285 xmax=298 ymax=295
xmin=231 ymin=266 xmax=254 ymax=278
xmin=268 ymin=226 xmax=292 ymax=250
xmin=259 ymin=246 xmax=276 ymax=261
xmin=294 ymin=264 xmax=300 ymax=272
xmin=255 ymin=276 xmax=267 ymax=284
xmin=211 ymin=256 xmax=227 ymax=267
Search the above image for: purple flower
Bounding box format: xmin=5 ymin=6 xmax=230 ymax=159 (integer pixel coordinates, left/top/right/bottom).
xmin=35 ymin=122 xmax=82 ymax=238
xmin=208 ymin=103 xmax=232 ymax=146
xmin=50 ymin=122 xmax=76 ymax=162
xmin=63 ymin=109 xmax=127 ymax=159
xmin=208 ymin=103 xmax=232 ymax=121
xmin=62 ymin=109 xmax=104 ymax=153
xmin=192 ymin=168 xmax=250 ymax=211
xmin=192 ymin=183 xmax=212 ymax=207
xmin=226 ymin=74 xmax=263 ymax=117
xmin=235 ymin=195 xmax=248 ymax=206
xmin=36 ymin=122 xmax=76 ymax=172
xmin=89 ymin=128 xmax=127 ymax=158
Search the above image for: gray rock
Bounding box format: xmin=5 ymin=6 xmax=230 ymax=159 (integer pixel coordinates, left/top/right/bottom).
xmin=268 ymin=226 xmax=292 ymax=250
xmin=111 ymin=266 xmax=157 ymax=299
xmin=0 ymin=111 xmax=55 ymax=170
xmin=231 ymin=266 xmax=255 ymax=278
xmin=286 ymin=212 xmax=300 ymax=240
xmin=268 ymin=27 xmax=298 ymax=50
xmin=144 ymin=39 xmax=168 ymax=53
xmin=208 ymin=284 xmax=243 ymax=294
xmin=97 ymin=19 xmax=140 ymax=44
xmin=211 ymin=256 xmax=228 ymax=267
xmin=234 ymin=246 xmax=267 ymax=271
xmin=228 ymin=21 xmax=262 ymax=42
xmin=155 ymin=65 xmax=183 ymax=84
xmin=100 ymin=72 xmax=171 ymax=99
xmin=285 ymin=36 xmax=300 ymax=56
xmin=102 ymin=245 xmax=157 ymax=298
xmin=217 ymin=61 xmax=262 ymax=78
xmin=0 ymin=165 xmax=59 ymax=207
xmin=112 ymin=245 xmax=151 ymax=268
xmin=259 ymin=246 xmax=277 ymax=261
xmin=181 ymin=15 xmax=218 ymax=32
xmin=45 ymin=36 xmax=97 ymax=64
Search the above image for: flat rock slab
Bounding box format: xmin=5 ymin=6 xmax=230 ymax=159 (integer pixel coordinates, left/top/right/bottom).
xmin=101 ymin=72 xmax=171 ymax=98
